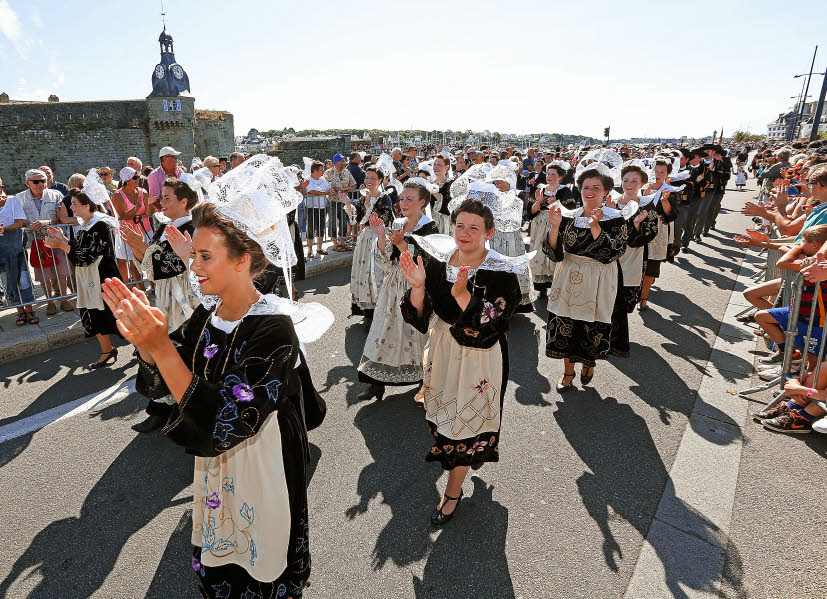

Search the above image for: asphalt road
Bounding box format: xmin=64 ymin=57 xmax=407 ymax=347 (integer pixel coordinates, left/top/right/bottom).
xmin=0 ymin=180 xmax=823 ymax=599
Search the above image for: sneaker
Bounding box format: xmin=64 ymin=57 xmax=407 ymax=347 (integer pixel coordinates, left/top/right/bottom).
xmin=812 ymin=417 xmax=827 ymax=434
xmin=762 ymin=411 xmax=813 ymax=434
xmin=758 ymin=366 xmax=782 ymax=381
xmin=752 ymin=401 xmax=792 ymax=423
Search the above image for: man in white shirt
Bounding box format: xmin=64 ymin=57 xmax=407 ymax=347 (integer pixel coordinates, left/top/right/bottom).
xmin=16 ymin=168 xmax=73 ymax=314
xmin=0 ymin=177 xmax=37 ymax=318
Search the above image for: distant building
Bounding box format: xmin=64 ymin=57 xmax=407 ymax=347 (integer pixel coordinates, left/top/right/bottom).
xmin=0 ymin=28 xmax=234 ymax=189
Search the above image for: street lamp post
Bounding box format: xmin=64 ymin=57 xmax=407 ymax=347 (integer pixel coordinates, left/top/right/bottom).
xmin=810 ymin=68 xmax=827 ymax=141
xmin=793 ymin=46 xmax=819 ymax=140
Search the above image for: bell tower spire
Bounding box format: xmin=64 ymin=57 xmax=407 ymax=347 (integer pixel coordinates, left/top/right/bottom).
xmin=148 ymin=23 xmax=190 ymax=98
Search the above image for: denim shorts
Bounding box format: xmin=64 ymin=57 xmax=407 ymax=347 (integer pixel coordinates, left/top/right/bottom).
xmin=767 ymin=307 xmax=826 ymax=356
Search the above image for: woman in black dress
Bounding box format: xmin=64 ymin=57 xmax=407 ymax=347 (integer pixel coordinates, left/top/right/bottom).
xmin=45 ymin=189 xmax=121 ymax=369
xmin=544 ymin=168 xmax=635 ymax=392
xmin=400 ymin=200 xmax=528 ymax=525
xmin=103 ymin=155 xmax=332 ymax=599
xmin=432 ymin=153 xmax=454 ymax=235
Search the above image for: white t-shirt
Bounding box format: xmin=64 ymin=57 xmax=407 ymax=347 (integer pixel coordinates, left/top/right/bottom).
xmin=304 ymin=177 xmax=330 ymax=209
xmin=0 ymin=195 xmax=26 ymax=227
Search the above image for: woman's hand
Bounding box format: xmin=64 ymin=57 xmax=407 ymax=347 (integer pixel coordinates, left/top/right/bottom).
xmin=388 ymin=229 xmax=405 ymax=247
xmin=369 ymin=212 xmax=386 ymax=236
xmin=102 ymin=278 xmax=167 ymax=350
xmin=165 ymin=225 xmax=193 ymax=263
xmin=633 ymin=210 xmax=649 ymax=230
xmin=733 ymin=234 xmax=756 ymax=247
xmin=44 ymin=226 xmax=69 ymax=250
xmin=451 ymin=265 xmax=472 ymax=307
xmin=605 ymin=196 xmax=617 ymax=209
xmin=784 ymin=377 xmax=808 ymax=398
xmin=400 ymin=251 xmax=426 ymax=288
xmin=548 ymin=205 xmax=562 ymax=228
xmin=588 ymin=208 xmax=604 ymax=227
xmin=119 ymin=223 xmax=144 ymax=249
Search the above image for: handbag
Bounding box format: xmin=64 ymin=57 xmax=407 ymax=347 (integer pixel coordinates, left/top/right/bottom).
xmin=29 ymin=238 xmax=55 ymax=268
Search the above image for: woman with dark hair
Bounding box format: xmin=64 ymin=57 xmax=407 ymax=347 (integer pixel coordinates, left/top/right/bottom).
xmin=399 ymin=199 xmax=525 ymax=525
xmin=44 ymin=189 xmax=121 ymax=369
xmin=613 ymin=164 xmax=658 ymax=312
xmin=356 ymin=180 xmax=438 ymax=402
xmin=104 ymin=155 xmax=332 ymax=599
xmin=350 ymin=165 xmax=395 ymax=318
xmin=544 ymin=168 xmax=636 ymax=392
xmin=432 ymin=154 xmax=454 ymax=235
xmin=527 ymin=164 xmax=575 ymax=296
xmin=121 ymin=176 xmax=202 ymax=433
xmin=638 ymin=159 xmax=681 ymax=310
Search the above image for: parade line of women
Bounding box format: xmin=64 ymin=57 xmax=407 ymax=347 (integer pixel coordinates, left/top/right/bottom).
xmin=60 ymin=144 xmax=712 ymax=598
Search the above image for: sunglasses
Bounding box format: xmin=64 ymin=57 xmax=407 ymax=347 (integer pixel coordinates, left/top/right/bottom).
xmin=30 ymin=180 xmax=46 ymax=185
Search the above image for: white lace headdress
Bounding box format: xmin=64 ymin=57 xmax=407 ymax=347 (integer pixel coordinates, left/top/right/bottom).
xmin=191 ymin=157 xmax=203 ymax=171
xmin=575 ymin=148 xmax=622 ymax=185
xmin=180 ymin=172 xmax=206 ymax=205
xmin=621 ymin=158 xmax=654 ymax=185
xmin=206 ymin=154 xmax=302 ymax=278
xmin=374 ymin=152 xmax=403 ymax=194
xmin=485 ymin=163 xmax=517 ymax=191
xmin=448 ymin=179 xmax=522 ymax=233
xmin=82 ymin=168 xmax=112 ymax=206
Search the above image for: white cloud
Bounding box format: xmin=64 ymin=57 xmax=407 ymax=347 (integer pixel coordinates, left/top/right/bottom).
xmin=0 ymin=0 xmax=29 ymax=59
xmin=31 ymin=10 xmax=43 ymax=30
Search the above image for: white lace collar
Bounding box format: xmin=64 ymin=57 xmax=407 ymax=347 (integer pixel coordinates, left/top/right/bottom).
xmin=79 ymin=212 xmax=119 ymax=231
xmin=410 ymin=233 xmax=535 ymax=275
xmin=397 ymin=213 xmax=433 ymax=232
xmin=160 ymin=214 xmax=192 ymax=241
xmin=641 ymin=182 xmax=686 ymax=207
xmin=559 ymin=200 xmax=637 ymax=227
xmin=196 ymin=290 xmax=334 ymax=344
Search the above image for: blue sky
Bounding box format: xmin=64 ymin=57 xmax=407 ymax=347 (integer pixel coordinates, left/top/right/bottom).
xmin=1 ymin=0 xmax=825 ymax=139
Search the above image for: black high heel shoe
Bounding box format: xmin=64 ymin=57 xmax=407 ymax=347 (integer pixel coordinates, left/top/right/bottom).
xmin=556 ymin=371 xmax=576 ymax=393
xmin=580 ymin=365 xmax=594 ymax=385
xmin=431 ymin=490 xmax=464 ymax=526
xmin=89 ymin=347 xmax=118 ymax=370
xmin=357 ymin=382 xmax=385 ymax=402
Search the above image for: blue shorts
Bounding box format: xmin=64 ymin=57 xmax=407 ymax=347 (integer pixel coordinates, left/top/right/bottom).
xmin=767 ymin=307 xmax=826 ymax=355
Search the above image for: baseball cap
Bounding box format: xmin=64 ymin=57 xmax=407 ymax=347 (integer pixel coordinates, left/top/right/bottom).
xmin=332 ymin=153 xmax=346 ymax=164
xmin=25 ymin=168 xmax=47 ymax=180
xmin=159 ymin=146 xmax=181 ymax=158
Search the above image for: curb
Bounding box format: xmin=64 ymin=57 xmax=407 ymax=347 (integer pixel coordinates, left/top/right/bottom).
xmin=0 ymin=252 xmax=354 ymax=366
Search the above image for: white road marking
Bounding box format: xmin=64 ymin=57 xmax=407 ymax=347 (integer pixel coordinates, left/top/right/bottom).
xmin=0 ymin=378 xmax=136 ymax=445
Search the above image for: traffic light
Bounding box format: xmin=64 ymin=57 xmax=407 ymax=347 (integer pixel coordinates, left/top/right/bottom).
xmin=604 ymin=127 xmax=610 ymax=139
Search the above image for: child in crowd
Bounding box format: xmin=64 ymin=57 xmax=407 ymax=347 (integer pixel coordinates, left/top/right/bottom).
xmin=735 ymin=165 xmax=747 ymax=190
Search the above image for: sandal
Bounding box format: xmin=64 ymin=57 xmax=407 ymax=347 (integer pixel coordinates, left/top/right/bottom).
xmin=736 ymin=313 xmax=755 ymax=323
xmin=557 ymin=371 xmax=576 ymax=393
xmin=581 ymin=366 xmax=595 ymax=385
xmin=25 ymin=311 xmax=39 ymax=325
xmin=430 ymin=490 xmax=464 ymax=526
xmin=16 ymin=312 xmax=26 ymax=326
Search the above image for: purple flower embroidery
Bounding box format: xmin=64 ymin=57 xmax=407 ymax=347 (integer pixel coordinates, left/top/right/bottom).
xmin=205 ymin=492 xmax=221 ymax=509
xmin=473 ymin=378 xmax=490 ymax=394
xmin=203 ymin=344 xmax=219 ymax=359
xmin=232 ymin=383 xmax=254 ymax=402
xmin=480 ymin=300 xmax=502 ymax=324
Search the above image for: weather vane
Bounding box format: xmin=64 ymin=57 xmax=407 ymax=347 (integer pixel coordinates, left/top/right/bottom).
xmin=161 ymin=0 xmax=166 ymax=29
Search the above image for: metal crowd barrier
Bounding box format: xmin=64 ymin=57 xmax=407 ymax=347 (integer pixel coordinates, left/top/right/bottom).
xmin=1 ymin=223 xmax=147 ymax=312
xmin=740 ymin=272 xmax=827 ymax=413
xmin=299 ymin=195 xmax=362 ymax=254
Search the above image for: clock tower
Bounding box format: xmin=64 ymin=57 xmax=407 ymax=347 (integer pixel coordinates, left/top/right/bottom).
xmin=148 ymin=28 xmax=190 ymax=97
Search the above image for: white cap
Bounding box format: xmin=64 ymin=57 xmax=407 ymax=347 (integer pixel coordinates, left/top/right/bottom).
xmin=119 ymin=166 xmax=138 ymax=182
xmin=159 ymin=146 xmax=181 ymax=158
xmin=25 ymin=169 xmax=47 ymax=180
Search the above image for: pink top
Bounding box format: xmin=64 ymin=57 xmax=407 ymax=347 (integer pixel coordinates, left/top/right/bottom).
xmin=115 ymin=188 xmax=153 ymax=234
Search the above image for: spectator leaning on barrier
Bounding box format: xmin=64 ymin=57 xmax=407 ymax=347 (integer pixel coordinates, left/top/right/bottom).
xmin=0 ymin=176 xmax=37 ymax=325
xmin=16 ymin=168 xmax=73 ymax=315
xmin=302 ymin=160 xmax=332 ymax=259
xmin=148 ymin=147 xmax=183 ymax=212
xmin=324 ymin=154 xmax=356 ymax=252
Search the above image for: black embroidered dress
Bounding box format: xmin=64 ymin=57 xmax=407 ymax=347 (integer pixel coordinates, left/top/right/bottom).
xmin=136 ymin=297 xmax=323 ymax=599
xmin=67 ymin=216 xmax=121 ymax=338
xmin=543 ymin=208 xmax=630 ymax=365
xmin=401 ymin=236 xmax=522 ymax=470
xmin=617 ymin=200 xmax=659 ymax=312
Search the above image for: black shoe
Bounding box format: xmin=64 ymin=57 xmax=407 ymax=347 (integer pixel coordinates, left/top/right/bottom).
xmin=556 ymin=372 xmax=576 ymax=393
xmin=431 ymin=490 xmax=464 ymax=526
xmin=753 ymin=401 xmax=792 ymax=423
xmin=693 ymin=235 xmax=702 ymax=243
xmin=317 ymin=249 xmax=329 ymax=256
xmin=580 ymin=366 xmax=594 ymax=385
xmin=131 ymin=414 xmax=165 ymax=434
xmin=637 ymin=301 xmax=649 ymax=312
xmin=89 ymin=348 xmax=118 ymax=370
xmin=357 ymin=383 xmax=385 ymax=402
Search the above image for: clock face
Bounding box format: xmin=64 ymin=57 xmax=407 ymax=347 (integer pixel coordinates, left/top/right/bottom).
xmin=172 ymin=65 xmax=184 ymax=80
xmin=154 ymin=64 xmax=165 ymax=79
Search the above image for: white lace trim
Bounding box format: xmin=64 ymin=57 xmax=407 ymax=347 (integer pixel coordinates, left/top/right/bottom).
xmin=410 ymin=233 xmax=535 ymax=276
xmin=559 ymin=201 xmax=637 ymax=228
xmin=207 ymin=293 xmax=333 ymax=344
xmin=79 ymin=213 xmax=119 ymax=231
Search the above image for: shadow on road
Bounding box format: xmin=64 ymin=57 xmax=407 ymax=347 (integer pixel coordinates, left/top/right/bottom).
xmin=508 ymin=317 xmax=552 ymax=406
xmin=554 ymin=394 xmax=745 ymax=598
xmin=0 ymin=398 xmax=192 ymax=599
xmin=413 ymin=475 xmax=514 ymax=599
